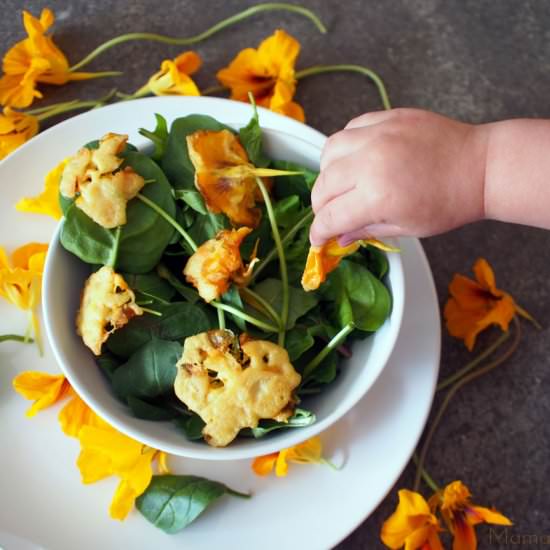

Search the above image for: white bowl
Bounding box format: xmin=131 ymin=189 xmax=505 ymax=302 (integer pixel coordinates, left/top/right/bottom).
xmin=42 ymin=98 xmax=405 ymax=460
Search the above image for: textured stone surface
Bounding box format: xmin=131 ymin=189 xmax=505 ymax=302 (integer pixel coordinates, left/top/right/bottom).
xmin=2 ymin=1 xmax=550 ymax=548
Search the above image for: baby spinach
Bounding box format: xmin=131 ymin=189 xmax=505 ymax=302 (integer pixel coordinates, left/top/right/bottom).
xmin=188 ymin=210 xmax=230 ymax=246
xmin=174 ymin=414 xmax=206 ymax=440
xmin=285 ymin=326 xmax=315 ymax=361
xmin=127 ymin=395 xmax=179 ymax=421
xmin=60 ymin=151 xmax=176 ymax=273
xmin=123 ymin=271 xmax=176 ymax=304
xmin=271 ymin=160 xmax=318 ymax=205
xmin=139 ymin=113 xmax=169 ymax=161
xmin=112 ymin=337 xmax=182 ymax=400
xmin=174 ymin=189 xmax=208 ymax=215
xmin=241 ymin=408 xmax=316 ymax=438
xmin=136 ymin=475 xmax=249 ymax=534
xmin=107 ymin=301 xmax=215 ymax=358
xmin=238 ymin=103 xmax=269 ymax=167
xmin=161 ymin=115 xmax=232 ymax=190
xmin=95 ymin=352 xmax=121 ymax=380
xmin=321 ymin=259 xmax=391 ymax=332
xmin=360 ymin=245 xmax=390 ymax=280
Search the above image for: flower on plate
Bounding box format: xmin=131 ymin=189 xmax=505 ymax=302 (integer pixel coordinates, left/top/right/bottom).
xmin=0 ymin=9 xmax=109 ymax=108
xmin=217 ymin=29 xmax=304 ymax=121
xmin=380 ymin=489 xmax=444 ymax=550
xmin=144 ymin=51 xmax=201 ymax=96
xmin=0 ymin=107 xmax=38 ymax=160
xmin=13 ymin=370 xmax=169 ymax=520
xmin=301 ymin=237 xmax=399 ymax=291
xmin=432 ymin=480 xmax=511 ymax=550
xmin=184 ymin=227 xmax=256 ymax=302
xmin=0 ymin=242 xmax=48 ymax=346
xmin=444 ymin=258 xmax=534 ymax=350
xmin=252 ymin=436 xmax=328 ymax=477
xmin=15 ymin=158 xmax=67 ymax=219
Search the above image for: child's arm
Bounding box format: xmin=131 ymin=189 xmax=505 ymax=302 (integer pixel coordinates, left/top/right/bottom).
xmin=309 ymin=108 xmax=550 ymax=245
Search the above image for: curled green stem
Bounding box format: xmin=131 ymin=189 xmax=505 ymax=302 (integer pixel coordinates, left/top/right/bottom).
xmin=0 ymin=334 xmax=34 ymax=344
xmin=240 ymin=287 xmax=282 ymax=328
xmin=412 ymin=453 xmax=440 ymax=492
xmin=302 ymin=322 xmax=355 ymax=380
xmin=296 ymin=64 xmax=392 ymax=111
xmin=413 ymin=317 xmax=521 ymax=492
xmin=255 ymin=177 xmax=288 ymax=345
xmin=34 ymin=89 xmax=118 ymax=121
xmin=69 ymin=3 xmax=326 ymax=72
xmin=211 ymin=301 xmax=278 ymax=333
xmin=136 ymin=193 xmax=197 ymax=252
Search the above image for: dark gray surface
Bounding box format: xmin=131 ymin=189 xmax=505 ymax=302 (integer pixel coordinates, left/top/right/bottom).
xmin=2 ymin=1 xmax=550 ymax=548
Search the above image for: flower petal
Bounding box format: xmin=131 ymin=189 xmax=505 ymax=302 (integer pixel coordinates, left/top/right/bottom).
xmin=58 ymin=392 xmax=104 ymax=437
xmin=252 ymin=452 xmax=278 ymax=476
xmin=77 ymin=448 xmax=113 ymax=484
xmin=468 ymin=505 xmax=512 ymax=526
xmin=12 ymin=371 xmax=69 ymax=417
xmin=473 ymin=258 xmax=498 ymax=295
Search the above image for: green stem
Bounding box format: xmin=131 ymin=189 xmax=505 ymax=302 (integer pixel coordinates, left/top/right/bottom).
xmin=0 ymin=334 xmax=34 ymax=344
xmin=249 ymin=209 xmax=313 ymax=284
xmin=239 ymin=287 xmax=282 ymax=328
xmin=140 ymin=306 xmax=162 ymax=317
xmin=106 ymin=226 xmax=122 ymax=268
xmin=34 ymin=89 xmax=118 ymax=121
xmin=413 ymin=318 xmax=521 ymax=492
xmin=436 ymin=330 xmax=510 ymax=392
xmin=302 ymin=323 xmax=355 ymax=380
xmin=412 ymin=453 xmax=440 ymax=492
xmin=217 ymin=308 xmax=226 ymax=330
xmin=226 ymin=488 xmax=252 ymax=499
xmin=255 ymin=177 xmax=288 ymax=345
xmin=136 ymin=193 xmax=197 ymax=252
xmin=296 ymin=64 xmax=392 ymax=111
xmin=69 ymin=3 xmax=326 ymax=72
xmin=201 ymin=85 xmax=227 ymax=96
xmin=211 ymin=301 xmax=278 ymax=333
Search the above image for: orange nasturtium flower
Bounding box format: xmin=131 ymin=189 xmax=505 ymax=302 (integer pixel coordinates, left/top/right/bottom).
xmin=141 ymin=51 xmax=201 ymax=97
xmin=434 ymin=480 xmax=512 ymax=550
xmin=13 ymin=371 xmax=168 ymax=520
xmin=444 ymin=258 xmax=534 ymax=351
xmin=15 ymin=158 xmax=67 ymax=219
xmin=0 ymin=8 xmax=107 ymax=108
xmin=252 ymin=436 xmax=329 ymax=477
xmin=381 ymin=489 xmax=444 ymax=550
xmin=184 ymin=227 xmax=256 ymax=303
xmin=217 ymin=29 xmax=304 ymax=122
xmin=0 ymin=107 xmax=39 ymax=160
xmin=301 ymin=237 xmax=399 ymax=291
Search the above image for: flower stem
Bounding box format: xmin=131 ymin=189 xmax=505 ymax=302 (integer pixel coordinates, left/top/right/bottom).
xmin=412 ymin=453 xmax=440 ymax=492
xmin=436 ymin=330 xmax=510 ymax=392
xmin=217 ymin=308 xmax=226 ymax=330
xmin=413 ymin=317 xmax=521 ymax=492
xmin=249 ymin=209 xmax=313 ymax=284
xmin=201 ymin=85 xmax=227 ymax=96
xmin=69 ymin=3 xmax=326 ymax=72
xmin=136 ymin=193 xmax=197 ymax=252
xmin=140 ymin=306 xmax=162 ymax=317
xmin=226 ymin=488 xmax=252 ymax=499
xmin=239 ymin=287 xmax=282 ymax=328
xmin=211 ymin=301 xmax=278 ymax=333
xmin=34 ymin=89 xmax=118 ymax=121
xmin=296 ymin=64 xmax=392 ymax=111
xmin=0 ymin=334 xmax=34 ymax=344
xmin=302 ymin=322 xmax=355 ymax=380
xmin=255 ymin=177 xmax=288 ymax=345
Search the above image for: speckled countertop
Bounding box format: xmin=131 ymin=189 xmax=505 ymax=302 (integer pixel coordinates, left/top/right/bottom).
xmin=2 ymin=1 xmax=549 ymax=548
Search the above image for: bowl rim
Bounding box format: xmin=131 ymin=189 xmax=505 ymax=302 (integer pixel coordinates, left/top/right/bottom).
xmin=42 ymin=104 xmax=405 ymax=460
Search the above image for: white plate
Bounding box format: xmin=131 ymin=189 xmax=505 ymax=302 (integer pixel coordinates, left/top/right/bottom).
xmin=0 ymin=97 xmax=440 ymax=550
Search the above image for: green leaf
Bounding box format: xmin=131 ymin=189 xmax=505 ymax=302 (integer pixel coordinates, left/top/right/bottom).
xmin=174 ymin=414 xmax=205 ymax=440
xmin=241 ymin=409 xmax=316 ymax=438
xmin=136 ymin=475 xmax=247 ymax=534
xmin=127 ymin=395 xmax=179 ymax=421
xmin=249 ymin=278 xmax=318 ymax=330
xmin=321 ymin=259 xmax=391 ymax=332
xmin=307 ymin=350 xmax=338 ymax=384
xmin=60 ymin=150 xmax=176 ymax=273
xmin=122 ymin=272 xmax=176 ymax=304
xmin=285 ymin=326 xmax=315 ymax=361
xmin=139 ymin=114 xmax=169 ymax=161
xmin=174 ymin=189 xmax=208 ymax=215
xmin=271 ymin=160 xmax=318 ymax=205
xmin=188 ymin=211 xmax=230 ymax=246
xmin=273 ymin=195 xmax=302 ymax=229
xmin=112 ymin=337 xmax=182 ymax=399
xmin=161 ymin=115 xmax=232 ymax=190
xmin=360 ymin=245 xmax=389 ymax=280
xmin=156 ymin=264 xmax=200 ymax=304
xmin=107 ymin=301 xmax=215 ymax=358
xmin=221 ymin=285 xmax=246 ymax=331
xmin=238 ymin=102 xmax=269 ymax=167
xmin=95 ymin=352 xmax=122 ymax=380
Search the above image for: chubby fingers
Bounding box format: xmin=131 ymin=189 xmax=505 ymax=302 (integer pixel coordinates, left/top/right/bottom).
xmin=311 ymin=158 xmax=357 ymax=214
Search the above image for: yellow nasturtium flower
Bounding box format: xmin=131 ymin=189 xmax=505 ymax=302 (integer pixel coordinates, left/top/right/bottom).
xmin=0 ymin=107 xmax=38 ymax=160
xmin=13 ymin=371 xmax=168 ymax=520
xmin=217 ymin=30 xmax=304 ymax=121
xmin=0 ymin=8 xmax=108 ymax=108
xmin=15 ymin=158 xmax=67 ymax=219
xmin=145 ymin=51 xmax=202 ymax=96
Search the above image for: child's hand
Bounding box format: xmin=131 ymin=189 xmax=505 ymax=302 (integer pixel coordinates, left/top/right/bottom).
xmin=309 ymin=108 xmax=489 ymax=245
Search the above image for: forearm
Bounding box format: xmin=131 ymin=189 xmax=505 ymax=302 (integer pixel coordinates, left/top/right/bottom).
xmin=483 ymin=118 xmax=550 ymax=229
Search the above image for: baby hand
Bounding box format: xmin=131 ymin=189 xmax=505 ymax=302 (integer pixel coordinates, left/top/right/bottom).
xmin=309 ymin=108 xmax=488 ymax=245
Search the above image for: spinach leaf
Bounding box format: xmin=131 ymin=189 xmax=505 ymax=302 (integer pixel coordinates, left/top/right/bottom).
xmin=60 ymin=150 xmax=176 ymax=273
xmin=221 ymin=285 xmax=246 ymax=331
xmin=112 ymin=337 xmax=182 ymax=399
xmin=127 ymin=395 xmax=179 ymax=421
xmin=156 ymin=264 xmax=200 ymax=304
xmin=273 ymin=195 xmax=302 ymax=229
xmin=137 ymin=475 xmax=248 ymax=534
xmin=238 ymin=103 xmax=269 ymax=167
xmin=174 ymin=189 xmax=208 ymax=215
xmin=248 ymin=278 xmax=318 ymax=330
xmin=139 ymin=114 xmax=169 ymax=161
xmin=122 ymin=272 xmax=176 ymax=304
xmin=95 ymin=352 xmax=122 ymax=380
xmin=107 ymin=301 xmax=214 ymax=358
xmin=285 ymin=326 xmax=315 ymax=361
xmin=360 ymin=245 xmax=389 ymax=280
xmin=321 ymin=259 xmax=391 ymax=332
xmin=241 ymin=408 xmax=316 ymax=438
xmin=161 ymin=115 xmax=232 ymax=190
xmin=188 ymin=211 xmax=230 ymax=246
xmin=174 ymin=414 xmax=205 ymax=440
xmin=271 ymin=160 xmax=318 ymax=205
